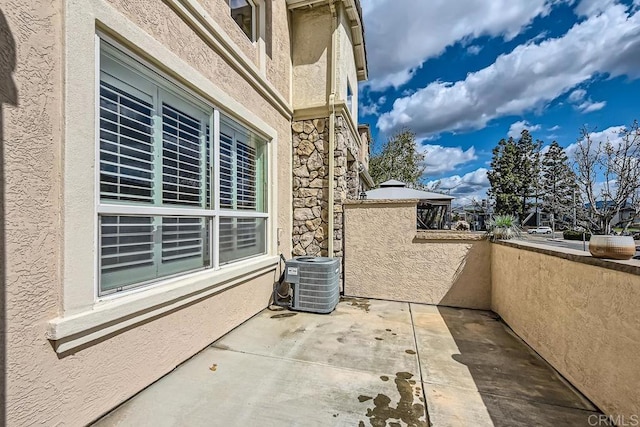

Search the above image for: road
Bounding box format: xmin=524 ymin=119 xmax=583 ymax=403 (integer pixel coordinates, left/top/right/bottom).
xmin=523 ymin=233 xmax=640 ymax=259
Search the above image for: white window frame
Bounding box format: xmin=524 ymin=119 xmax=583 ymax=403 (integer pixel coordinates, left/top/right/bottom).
xmin=97 ymin=39 xmax=270 ymax=296
xmin=49 ymin=0 xmax=279 ymax=354
xmin=229 ymin=0 xmax=258 ymax=42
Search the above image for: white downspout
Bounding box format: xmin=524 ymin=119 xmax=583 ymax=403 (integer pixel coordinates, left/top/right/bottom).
xmin=328 ymin=0 xmax=337 ymax=257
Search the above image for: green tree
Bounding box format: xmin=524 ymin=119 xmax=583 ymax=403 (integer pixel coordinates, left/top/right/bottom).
xmin=514 ymin=130 xmax=542 ymax=220
xmin=487 ymin=137 xmax=520 ymax=215
xmin=540 ymin=141 xmax=576 ymax=230
xmin=369 ymin=129 xmax=426 ymax=186
xmin=488 ymin=130 xmax=542 ymax=220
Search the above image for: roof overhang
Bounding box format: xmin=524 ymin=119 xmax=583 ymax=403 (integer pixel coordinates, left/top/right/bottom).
xmin=286 ymin=0 xmax=368 ymax=81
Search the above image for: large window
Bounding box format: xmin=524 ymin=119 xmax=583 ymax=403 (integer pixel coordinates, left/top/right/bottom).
xmin=98 ymin=41 xmax=268 ymax=295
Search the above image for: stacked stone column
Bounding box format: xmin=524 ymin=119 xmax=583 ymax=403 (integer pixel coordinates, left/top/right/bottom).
xmin=291 ymin=115 xmax=360 ymax=258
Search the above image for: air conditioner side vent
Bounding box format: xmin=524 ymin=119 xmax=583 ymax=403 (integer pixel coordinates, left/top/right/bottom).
xmin=284 ymin=256 xmax=340 ymax=314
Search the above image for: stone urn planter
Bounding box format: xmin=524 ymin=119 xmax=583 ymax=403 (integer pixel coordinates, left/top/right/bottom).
xmin=588 ymin=235 xmax=636 ymax=260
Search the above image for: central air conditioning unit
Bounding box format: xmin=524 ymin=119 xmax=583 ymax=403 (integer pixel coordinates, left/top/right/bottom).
xmin=284 ymin=256 xmax=340 ymax=314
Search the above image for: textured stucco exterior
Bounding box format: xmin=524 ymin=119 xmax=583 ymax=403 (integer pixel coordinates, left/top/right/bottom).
xmin=336 ymin=1 xmax=358 ymax=123
xmin=344 ymin=201 xmax=492 ymax=309
xmin=491 ymin=243 xmax=640 ymax=421
xmin=291 ymin=5 xmax=331 ymax=110
xmin=2 ymin=0 xmax=292 ymax=424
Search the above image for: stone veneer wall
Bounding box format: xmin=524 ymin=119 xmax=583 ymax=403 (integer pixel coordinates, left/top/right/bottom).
xmin=292 ymin=114 xmax=361 ymax=257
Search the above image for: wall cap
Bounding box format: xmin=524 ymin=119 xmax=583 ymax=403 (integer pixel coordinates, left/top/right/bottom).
xmin=494 ymin=240 xmax=640 ymax=275
xmin=344 ymin=199 xmax=419 ymax=206
xmin=414 ymin=231 xmax=487 ymax=241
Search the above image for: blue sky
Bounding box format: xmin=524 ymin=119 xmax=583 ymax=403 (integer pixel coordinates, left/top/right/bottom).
xmin=358 ymin=0 xmax=640 ymax=205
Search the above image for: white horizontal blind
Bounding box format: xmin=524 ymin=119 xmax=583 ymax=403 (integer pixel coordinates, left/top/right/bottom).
xmin=161 ymin=103 xmax=204 ymax=207
xmin=219 ymin=130 xmax=234 ymax=209
xmin=161 ymin=216 xmax=204 ymax=263
xmin=237 ymin=140 xmax=257 ymax=210
xmin=100 ymin=216 xmax=155 ymax=291
xmin=99 ymin=80 xmax=155 ymax=203
xmin=98 ymin=40 xmax=269 ymax=294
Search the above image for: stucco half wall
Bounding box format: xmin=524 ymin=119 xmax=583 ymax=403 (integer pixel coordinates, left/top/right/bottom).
xmin=343 ymin=200 xmax=491 ymax=309
xmin=491 ymin=242 xmax=640 ymax=420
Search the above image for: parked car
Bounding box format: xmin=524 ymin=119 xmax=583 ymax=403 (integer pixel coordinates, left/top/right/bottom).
xmin=528 ymin=226 xmax=553 ymax=234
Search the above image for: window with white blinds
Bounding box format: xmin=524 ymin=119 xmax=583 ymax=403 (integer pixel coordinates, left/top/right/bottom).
xmin=97 ymin=40 xmax=269 ymax=296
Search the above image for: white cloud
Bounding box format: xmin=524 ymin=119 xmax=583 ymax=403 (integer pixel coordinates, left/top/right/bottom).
xmin=508 ymin=120 xmax=542 ymax=138
xmin=360 ymin=102 xmax=380 ymax=117
xmin=548 ymin=125 xmax=561 ymax=131
xmin=418 ymin=144 xmax=478 ymax=175
xmin=359 ymin=95 xmax=389 ymax=117
xmin=427 ymin=168 xmax=490 ymax=205
xmin=377 ymin=3 xmax=640 ymax=138
xmin=567 ymin=88 xmax=606 ymax=113
xmin=568 ymin=89 xmax=587 ymax=102
xmin=565 ymin=125 xmax=626 ymax=159
xmin=576 ymin=0 xmax=617 ymax=16
xmin=467 ymin=45 xmax=483 ymax=55
xmin=577 ymin=100 xmax=607 ymax=113
xmin=362 ymin=0 xmax=563 ymax=90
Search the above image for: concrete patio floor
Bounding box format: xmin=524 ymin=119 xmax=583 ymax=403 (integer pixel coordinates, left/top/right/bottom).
xmin=95 ymin=298 xmax=602 ymax=426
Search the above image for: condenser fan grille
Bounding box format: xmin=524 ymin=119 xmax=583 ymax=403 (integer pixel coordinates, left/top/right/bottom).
xmin=284 ymin=256 xmax=340 ymax=314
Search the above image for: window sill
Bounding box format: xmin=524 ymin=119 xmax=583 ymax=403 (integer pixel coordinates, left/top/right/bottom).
xmin=47 ymin=255 xmax=279 ymax=354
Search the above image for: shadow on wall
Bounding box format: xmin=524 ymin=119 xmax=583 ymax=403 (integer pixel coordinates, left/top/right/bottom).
xmin=0 ymin=5 xmax=18 ymax=425
xmin=439 ymin=241 xmax=491 ymax=309
xmin=436 ymin=306 xmax=605 ymax=426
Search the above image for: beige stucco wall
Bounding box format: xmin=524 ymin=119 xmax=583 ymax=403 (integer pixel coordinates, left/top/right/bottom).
xmin=492 ymin=243 xmax=640 ymax=420
xmin=291 ymin=4 xmax=332 ymax=110
xmin=336 ymin=1 xmax=358 ymax=124
xmin=344 ymin=201 xmax=492 ymax=309
xmin=2 ymin=0 xmax=291 ymax=424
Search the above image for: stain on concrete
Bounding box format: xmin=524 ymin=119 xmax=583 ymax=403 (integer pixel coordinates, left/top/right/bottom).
xmin=405 ymin=349 xmax=416 ymax=355
xmin=375 ymin=337 xmax=383 ymax=341
xmin=385 ymin=329 xmax=392 ymax=332
xmin=341 ymin=297 xmax=371 ymax=312
xmin=211 ymin=343 xmax=230 ymax=350
xmin=392 ymin=333 xmax=397 ymax=336
xmin=337 ymin=337 xmax=345 ymax=343
xmin=358 ymin=421 xmax=365 ymax=427
xmin=360 ymin=372 xmax=428 ymax=427
xmin=270 ymin=313 xmax=297 ymax=319
xmin=209 ymin=364 xmax=217 ymax=372
xmin=333 ymin=413 xmax=338 ymax=417
xmin=358 ymin=395 xmax=373 ymax=402
xmin=380 ymin=376 xmax=389 ymax=382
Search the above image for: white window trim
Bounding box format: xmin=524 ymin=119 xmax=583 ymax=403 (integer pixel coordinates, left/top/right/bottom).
xmin=51 ymin=3 xmax=280 ymax=353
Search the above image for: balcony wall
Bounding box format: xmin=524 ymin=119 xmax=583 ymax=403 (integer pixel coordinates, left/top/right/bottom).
xmin=343 ymin=200 xmax=492 ymax=309
xmin=344 ymin=201 xmax=640 ymax=420
xmin=491 ymin=241 xmax=640 ymax=421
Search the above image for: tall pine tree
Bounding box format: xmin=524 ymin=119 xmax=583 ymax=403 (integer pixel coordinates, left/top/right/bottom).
xmin=514 ymin=130 xmax=542 ymax=220
xmin=488 ymin=130 xmax=541 ymax=220
xmin=487 ymin=137 xmax=520 ymax=215
xmin=540 ymin=141 xmax=576 ymax=230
